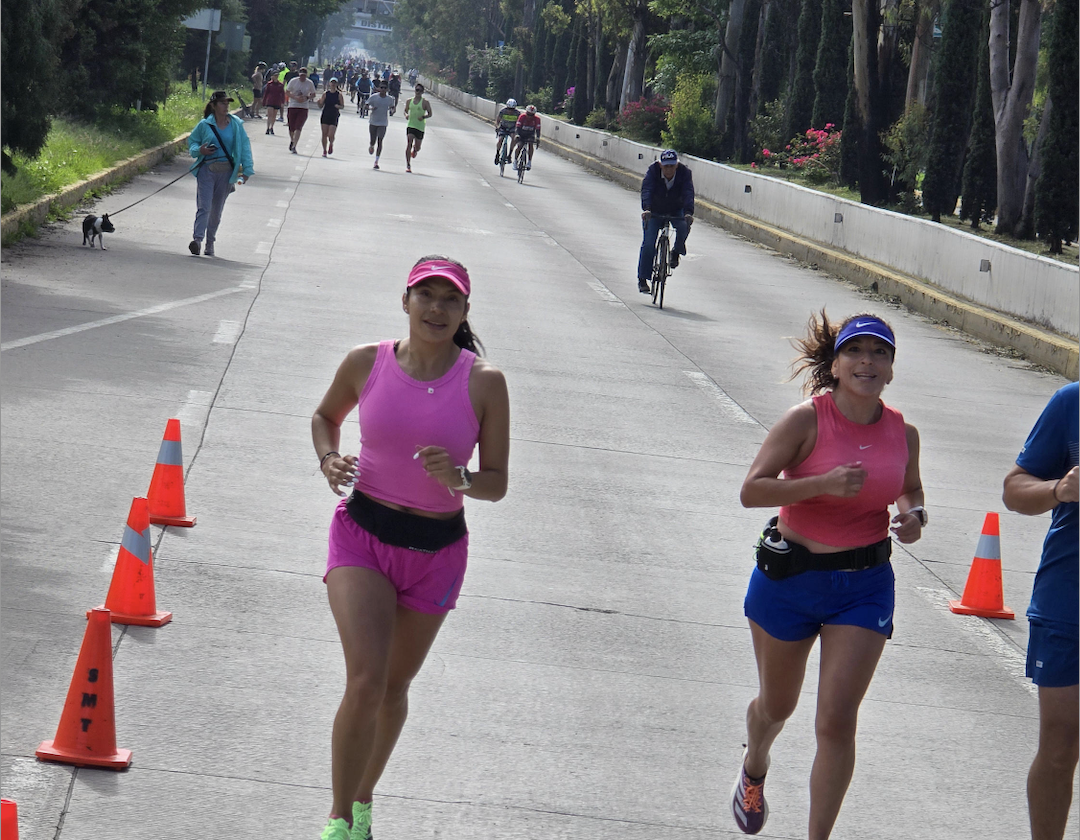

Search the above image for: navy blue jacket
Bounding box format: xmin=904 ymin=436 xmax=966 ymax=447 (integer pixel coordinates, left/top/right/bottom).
xmin=640 ymin=161 xmax=695 ymax=216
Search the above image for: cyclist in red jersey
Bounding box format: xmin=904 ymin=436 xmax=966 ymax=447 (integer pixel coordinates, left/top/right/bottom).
xmin=509 ymin=105 xmax=541 ymax=171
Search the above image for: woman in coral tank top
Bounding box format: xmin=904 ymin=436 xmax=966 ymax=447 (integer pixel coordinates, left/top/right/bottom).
xmin=311 ymin=256 xmax=510 ymax=840
xmin=730 ymin=311 xmax=925 ymax=839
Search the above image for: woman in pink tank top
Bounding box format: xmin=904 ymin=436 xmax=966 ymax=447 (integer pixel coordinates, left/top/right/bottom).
xmin=310 ymin=256 xmax=510 ymax=840
xmin=729 ymin=311 xmax=925 ymax=839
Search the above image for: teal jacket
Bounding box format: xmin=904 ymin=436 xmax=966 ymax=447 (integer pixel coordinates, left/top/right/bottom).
xmin=188 ymin=114 xmax=254 ymax=184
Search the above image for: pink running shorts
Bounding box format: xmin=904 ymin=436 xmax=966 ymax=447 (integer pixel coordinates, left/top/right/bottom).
xmin=325 ymin=500 xmax=468 ymax=614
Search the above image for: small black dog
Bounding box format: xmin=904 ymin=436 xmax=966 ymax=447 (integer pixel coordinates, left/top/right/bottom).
xmin=82 ymin=214 xmax=116 ymax=250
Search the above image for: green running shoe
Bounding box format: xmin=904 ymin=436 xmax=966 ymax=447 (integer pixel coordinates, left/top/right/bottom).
xmin=351 ymin=801 xmax=373 ymax=840
xmin=320 ymin=817 xmax=350 ymax=840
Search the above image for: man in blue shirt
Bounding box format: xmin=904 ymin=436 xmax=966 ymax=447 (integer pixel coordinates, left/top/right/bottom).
xmin=637 ymin=149 xmax=695 ymax=293
xmin=1003 ymin=381 xmax=1078 ymax=840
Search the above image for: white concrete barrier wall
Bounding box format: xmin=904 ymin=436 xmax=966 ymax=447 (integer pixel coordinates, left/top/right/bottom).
xmin=425 ymin=79 xmax=1079 ymax=338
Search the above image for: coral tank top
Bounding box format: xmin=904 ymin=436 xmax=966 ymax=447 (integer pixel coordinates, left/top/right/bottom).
xmin=779 ymin=392 xmax=908 ymax=547
xmin=353 ymin=341 xmax=480 ymax=513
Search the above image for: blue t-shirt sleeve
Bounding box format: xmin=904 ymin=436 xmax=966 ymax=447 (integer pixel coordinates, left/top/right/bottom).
xmin=1016 ymin=383 xmax=1077 ymax=481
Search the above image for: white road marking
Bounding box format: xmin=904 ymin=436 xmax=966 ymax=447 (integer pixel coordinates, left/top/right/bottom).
xmin=255 ymin=242 xmax=272 ymax=255
xmin=213 ymin=320 xmax=242 ymax=344
xmin=913 ymin=586 xmax=1035 ymax=696
xmin=267 ymin=218 xmax=282 ymax=226
xmin=1 ymin=288 xmax=247 ymax=352
xmin=388 ymin=214 xmax=414 ymax=221
xmin=453 ymin=227 xmax=493 ymax=236
xmin=290 ymin=175 xmax=300 ymax=181
xmin=276 ymin=200 xmax=289 ymax=208
xmin=683 ymin=371 xmax=761 ymax=427
xmin=587 ymin=281 xmax=621 ymax=304
xmin=504 ymin=203 xmax=514 ymax=208
xmin=174 ymin=389 xmax=215 ymax=445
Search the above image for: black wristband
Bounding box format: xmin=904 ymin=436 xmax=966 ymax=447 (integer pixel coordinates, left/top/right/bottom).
xmin=320 ymin=451 xmax=340 ymax=468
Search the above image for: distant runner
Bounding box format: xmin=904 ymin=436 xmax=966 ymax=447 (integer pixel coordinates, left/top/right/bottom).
xmin=366 ymin=81 xmax=394 ymax=169
xmin=403 ymin=83 xmax=432 ymax=173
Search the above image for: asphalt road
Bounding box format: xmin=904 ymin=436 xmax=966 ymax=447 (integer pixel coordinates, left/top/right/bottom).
xmin=1 ymin=96 xmax=1075 ymax=839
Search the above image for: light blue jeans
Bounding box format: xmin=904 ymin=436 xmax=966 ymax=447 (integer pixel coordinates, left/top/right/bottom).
xmin=193 ymin=163 xmax=233 ymax=244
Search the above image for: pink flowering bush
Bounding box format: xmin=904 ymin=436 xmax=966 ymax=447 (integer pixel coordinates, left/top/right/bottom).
xmin=615 ymin=96 xmax=670 ymax=144
xmin=757 ymin=124 xmax=842 ymax=184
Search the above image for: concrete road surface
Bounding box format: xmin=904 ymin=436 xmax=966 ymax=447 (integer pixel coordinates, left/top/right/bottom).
xmin=2 ymin=97 xmax=1075 ymax=839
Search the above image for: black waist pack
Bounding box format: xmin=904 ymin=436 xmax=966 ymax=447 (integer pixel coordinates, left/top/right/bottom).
xmin=755 ymin=516 xmax=891 ymax=580
xmin=346 ymin=491 xmax=466 ymax=553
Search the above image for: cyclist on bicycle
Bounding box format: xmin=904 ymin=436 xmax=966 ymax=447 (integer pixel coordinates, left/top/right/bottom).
xmin=637 ymin=149 xmax=695 ymax=293
xmin=510 ymin=105 xmax=541 ymax=171
xmin=356 ymin=70 xmax=372 ymax=114
xmin=494 ymin=99 xmax=520 ymax=164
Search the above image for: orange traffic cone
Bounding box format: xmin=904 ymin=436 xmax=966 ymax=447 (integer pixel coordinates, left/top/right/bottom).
xmin=92 ymin=497 xmax=172 ymax=627
xmin=36 ymin=608 xmax=133 ymax=769
xmin=148 ymin=418 xmax=196 ymax=527
xmin=2 ymin=798 xmax=18 ymax=839
xmin=949 ymin=512 xmax=1015 ymax=619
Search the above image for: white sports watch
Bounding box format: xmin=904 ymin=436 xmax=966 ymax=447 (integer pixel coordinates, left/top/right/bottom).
xmin=906 ymin=506 xmax=928 ymax=527
xmin=452 ymin=466 xmax=473 ymax=491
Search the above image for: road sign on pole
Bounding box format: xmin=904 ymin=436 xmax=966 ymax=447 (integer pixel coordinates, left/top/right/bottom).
xmin=182 ymin=9 xmax=222 ymax=99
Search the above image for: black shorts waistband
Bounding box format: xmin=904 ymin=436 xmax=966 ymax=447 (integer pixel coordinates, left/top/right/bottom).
xmin=345 ymin=491 xmax=466 ymax=553
xmin=755 ymin=516 xmax=891 ymax=580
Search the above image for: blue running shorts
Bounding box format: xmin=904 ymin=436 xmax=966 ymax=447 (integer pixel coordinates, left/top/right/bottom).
xmin=744 ymin=562 xmax=895 ymax=642
xmin=1026 ymin=618 xmax=1079 ymax=688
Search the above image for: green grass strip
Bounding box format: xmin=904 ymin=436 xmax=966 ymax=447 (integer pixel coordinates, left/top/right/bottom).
xmin=1 ymin=89 xmax=207 ymax=215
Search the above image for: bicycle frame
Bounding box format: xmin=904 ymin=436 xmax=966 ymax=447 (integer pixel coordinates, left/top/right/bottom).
xmin=649 ymin=215 xmax=679 ymax=309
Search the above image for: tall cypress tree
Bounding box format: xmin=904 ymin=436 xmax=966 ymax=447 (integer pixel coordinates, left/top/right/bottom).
xmin=757 ymin=0 xmax=792 ymax=108
xmin=811 ymin=0 xmax=849 ymax=129
xmin=732 ymin=0 xmax=763 ymax=161
xmin=959 ymin=8 xmax=996 ymax=229
xmin=784 ymin=0 xmax=822 ymax=140
xmin=1034 ymin=0 xmax=1079 ymax=253
xmin=922 ymin=0 xmax=983 ymax=222
xmin=838 ymin=40 xmax=859 ymax=189
xmin=530 ymin=14 xmax=548 ymax=93
xmin=550 ymin=21 xmax=573 ymax=106
xmin=1 ymin=0 xmax=68 ymax=172
xmin=572 ymin=20 xmax=590 ymax=124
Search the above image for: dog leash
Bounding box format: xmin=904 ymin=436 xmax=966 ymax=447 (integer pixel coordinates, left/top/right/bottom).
xmin=106 ymin=169 xmax=191 ymax=217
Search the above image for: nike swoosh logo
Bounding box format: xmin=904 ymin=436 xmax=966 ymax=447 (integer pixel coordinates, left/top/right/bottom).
xmin=855 ymin=320 xmax=874 ymax=328
xmin=859 ymin=444 xmax=872 ymax=450
xmin=878 ymin=614 xmax=892 ymax=627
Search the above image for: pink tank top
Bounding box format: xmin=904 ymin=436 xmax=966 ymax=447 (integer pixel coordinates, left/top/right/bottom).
xmin=779 ymin=392 xmax=908 ymax=547
xmin=354 ymin=341 xmax=480 ymax=513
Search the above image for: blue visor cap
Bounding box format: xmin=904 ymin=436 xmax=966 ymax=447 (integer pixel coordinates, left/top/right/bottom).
xmin=834 ymin=317 xmax=895 ymax=351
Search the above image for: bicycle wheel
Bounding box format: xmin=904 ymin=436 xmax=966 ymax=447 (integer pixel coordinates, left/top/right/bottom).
xmin=516 ymin=147 xmax=526 ymax=183
xmin=499 ymin=138 xmax=507 ymax=177
xmin=655 ymin=230 xmax=670 ymax=308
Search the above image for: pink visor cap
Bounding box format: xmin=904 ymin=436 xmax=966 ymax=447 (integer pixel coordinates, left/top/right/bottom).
xmin=406 ymin=260 xmax=471 ymax=296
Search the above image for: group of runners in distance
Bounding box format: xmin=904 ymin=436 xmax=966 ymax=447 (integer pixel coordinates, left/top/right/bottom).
xmin=207 ymin=55 xmax=1078 ymax=840
xmin=244 ymin=57 xmax=431 ymax=172
xmin=245 ymin=61 xmax=546 ymax=179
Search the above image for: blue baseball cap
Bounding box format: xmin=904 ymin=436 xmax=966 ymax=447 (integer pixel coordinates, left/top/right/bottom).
xmin=659 ymin=149 xmax=678 ymax=164
xmin=835 ymin=316 xmax=895 ymax=351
